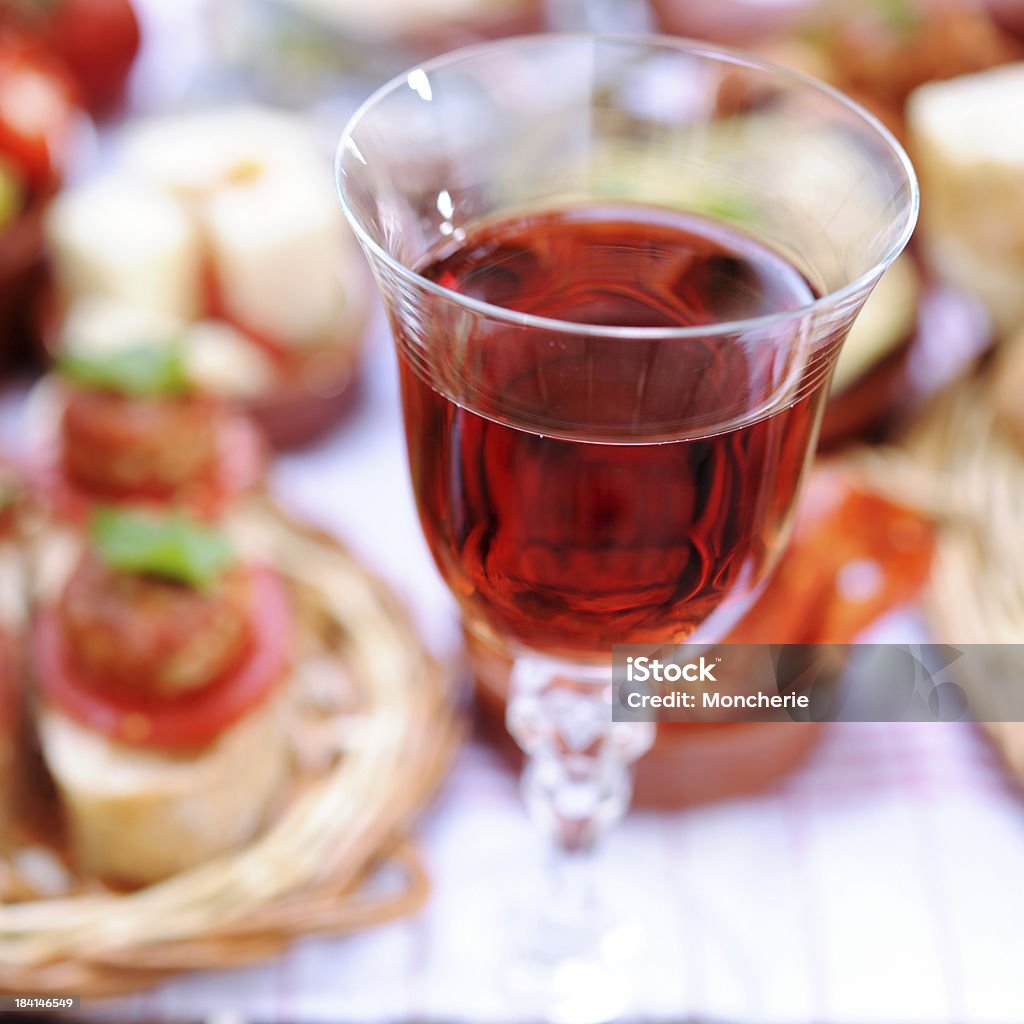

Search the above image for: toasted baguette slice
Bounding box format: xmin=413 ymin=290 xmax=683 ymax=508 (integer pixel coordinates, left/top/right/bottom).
xmin=38 ymin=694 xmax=289 ymax=886
xmin=908 ymin=63 xmax=1024 ymax=336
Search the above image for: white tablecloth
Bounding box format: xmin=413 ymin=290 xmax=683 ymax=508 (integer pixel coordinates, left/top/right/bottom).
xmin=0 ymin=327 xmax=995 ymax=1023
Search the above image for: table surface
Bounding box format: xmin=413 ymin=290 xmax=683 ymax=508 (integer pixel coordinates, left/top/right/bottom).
xmin=4 ymin=323 xmax=1020 ymax=1024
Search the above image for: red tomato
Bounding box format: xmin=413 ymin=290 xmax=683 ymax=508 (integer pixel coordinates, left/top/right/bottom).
xmin=4 ymin=0 xmax=139 ymax=117
xmin=31 ymin=410 xmax=267 ymax=524
xmin=33 ymin=564 xmax=293 ymax=749
xmin=0 ymin=29 xmax=81 ymax=192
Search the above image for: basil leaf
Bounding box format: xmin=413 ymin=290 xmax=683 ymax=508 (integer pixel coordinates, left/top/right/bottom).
xmin=92 ymin=508 xmax=236 ymax=589
xmin=59 ymin=344 xmax=193 ymax=399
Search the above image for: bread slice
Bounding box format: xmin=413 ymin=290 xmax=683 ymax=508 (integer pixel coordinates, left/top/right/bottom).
xmin=37 ymin=693 xmax=289 ymax=886
xmin=908 ymin=63 xmax=1024 ymax=336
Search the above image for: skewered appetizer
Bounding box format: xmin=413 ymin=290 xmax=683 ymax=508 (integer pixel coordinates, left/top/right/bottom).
xmin=908 ymin=62 xmax=1024 ymax=337
xmin=45 ymin=106 xmax=372 ymax=448
xmin=31 ymin=507 xmax=293 ymax=885
xmin=30 ymin=342 xmax=265 ymax=521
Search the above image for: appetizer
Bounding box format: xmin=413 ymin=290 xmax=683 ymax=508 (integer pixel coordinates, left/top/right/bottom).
xmin=908 ymin=62 xmax=1024 ymax=336
xmin=31 ymin=508 xmax=293 ymax=885
xmin=46 ymin=106 xmax=372 ymax=447
xmin=31 ymin=342 xmax=265 ymax=520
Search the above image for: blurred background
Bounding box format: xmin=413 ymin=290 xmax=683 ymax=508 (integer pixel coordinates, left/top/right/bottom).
xmin=1 ymin=0 xmax=1024 ymax=1021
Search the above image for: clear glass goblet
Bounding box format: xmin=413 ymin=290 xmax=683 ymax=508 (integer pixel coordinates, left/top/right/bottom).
xmin=337 ymin=33 xmax=917 ymax=1022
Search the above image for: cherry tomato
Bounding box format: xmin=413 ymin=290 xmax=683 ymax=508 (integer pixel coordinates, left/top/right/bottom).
xmin=0 ymin=29 xmax=81 ymax=193
xmin=2 ymin=0 xmax=140 ymax=117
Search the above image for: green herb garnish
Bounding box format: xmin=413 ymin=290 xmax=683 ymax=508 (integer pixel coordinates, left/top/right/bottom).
xmin=59 ymin=344 xmax=193 ymax=399
xmin=92 ymin=508 xmax=236 ymax=589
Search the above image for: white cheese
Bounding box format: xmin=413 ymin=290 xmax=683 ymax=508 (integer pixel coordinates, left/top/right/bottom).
xmin=202 ymin=168 xmax=355 ymax=347
xmin=122 ymin=106 xmax=320 ymax=202
xmin=46 ymin=178 xmax=203 ymax=323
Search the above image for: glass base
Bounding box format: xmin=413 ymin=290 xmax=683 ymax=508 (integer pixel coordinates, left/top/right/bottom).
xmin=502 ymin=877 xmax=646 ymax=1024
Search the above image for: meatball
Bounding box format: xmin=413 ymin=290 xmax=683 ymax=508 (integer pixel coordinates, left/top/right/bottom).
xmin=61 ymin=389 xmax=220 ymax=497
xmin=59 ymin=555 xmax=251 ymax=698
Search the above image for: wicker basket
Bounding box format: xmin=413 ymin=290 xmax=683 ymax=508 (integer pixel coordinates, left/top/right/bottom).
xmin=852 ymin=367 xmax=1024 ymax=777
xmin=0 ymin=497 xmax=460 ymax=997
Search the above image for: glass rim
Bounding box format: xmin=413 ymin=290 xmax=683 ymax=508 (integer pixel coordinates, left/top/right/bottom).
xmin=335 ymin=31 xmax=920 ymax=341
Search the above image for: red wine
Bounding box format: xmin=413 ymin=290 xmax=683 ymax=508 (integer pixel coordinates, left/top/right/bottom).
xmin=397 ymin=206 xmax=842 ymax=656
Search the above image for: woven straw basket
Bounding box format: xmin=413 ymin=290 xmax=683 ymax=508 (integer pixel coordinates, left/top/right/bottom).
xmin=853 ymin=365 xmax=1024 ymax=777
xmin=0 ymin=497 xmax=460 ymax=997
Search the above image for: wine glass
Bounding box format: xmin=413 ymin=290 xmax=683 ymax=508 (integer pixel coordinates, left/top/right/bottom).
xmin=336 ymin=34 xmax=917 ymax=1022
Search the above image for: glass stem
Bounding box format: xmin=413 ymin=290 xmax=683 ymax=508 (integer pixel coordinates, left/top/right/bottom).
xmin=503 ymin=655 xmax=655 ymax=1021
xmin=506 ymin=654 xmax=655 ymax=853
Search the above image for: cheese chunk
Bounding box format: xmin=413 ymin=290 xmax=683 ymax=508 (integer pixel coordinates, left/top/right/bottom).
xmin=202 ymin=169 xmax=357 ymax=347
xmin=122 ymin=106 xmax=319 ymax=202
xmin=908 ymin=64 xmax=1024 ymax=336
xmin=47 ymin=178 xmax=202 ymax=323
xmin=39 ymin=696 xmax=290 ymax=885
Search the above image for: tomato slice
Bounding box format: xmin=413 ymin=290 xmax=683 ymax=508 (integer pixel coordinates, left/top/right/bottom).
xmin=31 ymin=411 xmax=266 ymax=524
xmin=33 ymin=565 xmax=292 ymax=749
